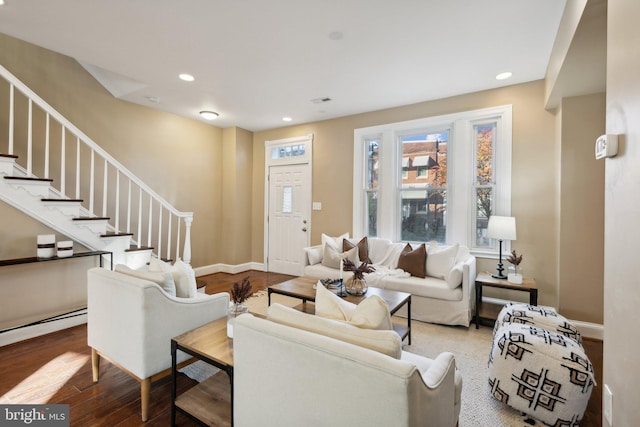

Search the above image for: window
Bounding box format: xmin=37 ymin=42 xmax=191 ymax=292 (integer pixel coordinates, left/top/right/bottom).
xmin=353 ymin=106 xmax=512 ymax=254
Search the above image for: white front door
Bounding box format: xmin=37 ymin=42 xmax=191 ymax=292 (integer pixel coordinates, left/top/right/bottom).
xmin=267 ymin=163 xmax=310 ymax=276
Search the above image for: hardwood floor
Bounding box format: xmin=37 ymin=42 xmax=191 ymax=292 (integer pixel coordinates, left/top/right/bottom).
xmin=0 ymin=270 xmax=602 ymax=426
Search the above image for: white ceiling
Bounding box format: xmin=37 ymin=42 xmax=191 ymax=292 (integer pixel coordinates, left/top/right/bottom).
xmin=0 ymin=0 xmax=567 ymax=131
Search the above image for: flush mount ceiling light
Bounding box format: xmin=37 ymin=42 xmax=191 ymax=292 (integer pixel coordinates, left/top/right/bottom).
xmin=179 ymin=73 xmax=195 ymax=82
xmin=282 ymin=117 xmax=292 ymax=122
xmin=495 ymin=72 xmax=513 ymax=80
xmin=199 ymin=111 xmax=219 ymax=120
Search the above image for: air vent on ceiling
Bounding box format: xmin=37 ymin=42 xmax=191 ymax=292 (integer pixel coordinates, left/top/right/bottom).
xmin=311 ymin=97 xmax=332 ymax=104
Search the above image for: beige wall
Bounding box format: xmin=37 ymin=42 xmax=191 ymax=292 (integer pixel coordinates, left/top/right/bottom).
xmin=604 ymin=0 xmax=640 ymax=424
xmin=0 ymin=34 xmax=224 ymax=267
xmin=221 ymin=127 xmax=253 ymax=264
xmin=253 ymin=81 xmax=566 ymax=309
xmin=558 ymin=93 xmax=605 ymax=324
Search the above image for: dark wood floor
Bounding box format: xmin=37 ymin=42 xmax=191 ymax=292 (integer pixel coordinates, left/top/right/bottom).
xmin=0 ymin=270 xmax=602 ymax=426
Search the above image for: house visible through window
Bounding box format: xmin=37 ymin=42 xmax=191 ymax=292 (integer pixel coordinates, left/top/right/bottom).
xmin=353 ymin=105 xmax=512 ymax=255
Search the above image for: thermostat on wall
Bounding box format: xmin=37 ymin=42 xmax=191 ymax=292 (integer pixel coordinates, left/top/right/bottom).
xmin=595 ymin=134 xmax=618 ymax=159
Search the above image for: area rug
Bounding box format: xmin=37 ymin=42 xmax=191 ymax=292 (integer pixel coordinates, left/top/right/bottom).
xmin=187 ymin=290 xmax=543 ymax=427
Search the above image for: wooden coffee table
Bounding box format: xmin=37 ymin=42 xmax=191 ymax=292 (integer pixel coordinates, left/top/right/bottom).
xmin=268 ymin=276 xmax=412 ymax=344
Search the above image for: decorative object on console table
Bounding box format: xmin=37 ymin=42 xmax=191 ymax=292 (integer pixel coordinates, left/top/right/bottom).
xmin=227 ymin=276 xmax=252 ymax=338
xmin=343 ymin=258 xmax=376 ymax=296
xmin=37 ymin=234 xmax=56 ymax=258
xmin=486 ymin=216 xmax=516 ymax=279
xmin=506 ymin=249 xmax=523 ymax=284
xmin=56 ymin=240 xmax=74 ymax=258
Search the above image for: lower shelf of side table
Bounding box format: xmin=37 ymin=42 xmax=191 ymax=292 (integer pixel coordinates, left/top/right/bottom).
xmin=477 ymin=297 xmax=517 ymax=327
xmin=175 ymin=371 xmax=231 ymax=426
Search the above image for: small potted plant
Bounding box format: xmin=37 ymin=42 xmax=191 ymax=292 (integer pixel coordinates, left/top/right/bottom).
xmin=342 ymin=259 xmax=376 ymax=296
xmin=506 ymin=250 xmax=523 ymax=284
xmin=227 ymin=276 xmax=252 ymax=338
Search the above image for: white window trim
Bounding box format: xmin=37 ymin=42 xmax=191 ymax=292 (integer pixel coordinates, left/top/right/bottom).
xmin=353 ymin=105 xmax=512 ymax=256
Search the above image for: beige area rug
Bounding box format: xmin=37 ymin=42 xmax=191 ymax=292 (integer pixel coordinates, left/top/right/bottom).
xmin=184 ymin=290 xmax=543 ymax=427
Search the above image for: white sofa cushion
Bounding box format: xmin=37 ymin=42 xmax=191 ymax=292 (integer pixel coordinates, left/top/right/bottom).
xmin=266 ymin=303 xmax=401 ymax=359
xmin=315 ymin=281 xmax=393 ymax=330
xmin=114 ymin=264 xmax=177 ymax=297
xmin=426 ymin=243 xmax=459 ymax=279
xmin=446 ymin=262 xmax=464 ymax=289
xmin=305 ymin=246 xmax=324 ymax=265
xmin=149 ymin=257 xmax=197 ymax=298
xmin=382 ymin=275 xmax=463 ymax=301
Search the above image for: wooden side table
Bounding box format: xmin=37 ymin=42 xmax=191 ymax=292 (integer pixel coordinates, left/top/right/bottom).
xmin=474 ymin=272 xmax=537 ymax=329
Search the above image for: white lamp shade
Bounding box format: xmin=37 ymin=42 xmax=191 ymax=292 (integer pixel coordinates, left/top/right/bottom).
xmin=487 ymin=216 xmax=516 ymax=240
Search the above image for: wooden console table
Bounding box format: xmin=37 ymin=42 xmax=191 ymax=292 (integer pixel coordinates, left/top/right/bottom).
xmin=0 ymin=250 xmax=113 ymax=269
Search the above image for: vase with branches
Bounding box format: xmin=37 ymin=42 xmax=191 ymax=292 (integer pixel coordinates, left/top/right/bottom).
xmin=342 ymin=258 xmax=376 ymax=296
xmin=227 ymin=276 xmax=252 ymax=338
xmin=506 ymin=250 xmax=523 ymax=284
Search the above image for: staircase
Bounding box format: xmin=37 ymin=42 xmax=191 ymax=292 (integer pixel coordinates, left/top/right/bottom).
xmin=0 ymin=65 xmax=193 ymax=268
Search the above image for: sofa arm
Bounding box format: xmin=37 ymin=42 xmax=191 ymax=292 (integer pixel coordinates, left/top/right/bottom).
xmin=461 ymin=255 xmax=477 ymax=304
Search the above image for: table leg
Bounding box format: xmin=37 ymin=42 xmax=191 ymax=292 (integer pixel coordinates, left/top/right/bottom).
xmin=227 ymin=367 xmax=234 ymax=427
xmin=407 ymin=296 xmax=412 ymax=345
xmin=267 ymin=288 xmax=272 ymax=306
xmin=170 ymin=340 xmax=177 ymax=427
xmin=475 ymin=281 xmax=482 ymax=329
xmin=530 ymin=289 xmax=538 ymax=306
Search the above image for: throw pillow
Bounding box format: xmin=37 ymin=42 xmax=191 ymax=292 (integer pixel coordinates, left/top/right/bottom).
xmin=172 ymin=258 xmax=198 ymax=298
xmin=321 ymin=232 xmax=349 ymax=249
xmin=446 ymin=261 xmax=464 ymax=289
xmin=114 ymin=264 xmax=177 ymax=297
xmin=315 ymin=283 xmax=393 ymax=330
xmin=343 ymin=236 xmax=372 ymax=263
xmin=321 ymin=244 xmax=358 ymax=269
xmin=426 ymin=243 xmax=459 ymax=279
xmin=149 ymin=257 xmax=172 ymax=273
xmin=396 ymin=243 xmax=427 ymax=278
xmin=305 ymin=246 xmax=324 ymax=265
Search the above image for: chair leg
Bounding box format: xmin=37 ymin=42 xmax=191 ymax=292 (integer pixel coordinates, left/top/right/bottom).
xmin=91 ymin=348 xmax=100 ymax=382
xmin=141 ymin=378 xmax=151 ymax=422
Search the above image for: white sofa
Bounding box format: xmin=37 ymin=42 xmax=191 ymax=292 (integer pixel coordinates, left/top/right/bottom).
xmin=234 ymin=304 xmax=462 ymax=427
xmin=87 ymin=267 xmax=229 ymax=421
xmin=303 ymin=237 xmax=476 ymax=327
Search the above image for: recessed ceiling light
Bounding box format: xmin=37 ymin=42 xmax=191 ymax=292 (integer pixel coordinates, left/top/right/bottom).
xmin=200 ymin=111 xmax=219 ymax=120
xmin=179 ymin=73 xmax=195 ymax=82
xmin=496 ymin=72 xmax=513 ymax=80
xmin=0 ymin=1 xmax=5 ymax=5
xmin=282 ymin=117 xmax=292 ymax=122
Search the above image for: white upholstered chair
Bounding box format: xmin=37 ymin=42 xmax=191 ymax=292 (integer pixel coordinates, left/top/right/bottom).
xmin=87 ymin=267 xmax=229 ymax=421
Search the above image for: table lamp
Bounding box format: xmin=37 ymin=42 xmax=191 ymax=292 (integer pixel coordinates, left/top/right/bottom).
xmin=487 ymin=215 xmax=516 ymax=279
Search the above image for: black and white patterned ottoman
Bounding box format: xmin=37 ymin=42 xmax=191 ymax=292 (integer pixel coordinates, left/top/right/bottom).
xmin=493 ymin=303 xmax=582 ymax=345
xmin=488 ymin=307 xmax=595 ymax=426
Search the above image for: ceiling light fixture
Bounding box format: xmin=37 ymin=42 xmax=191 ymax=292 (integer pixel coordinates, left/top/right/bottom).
xmin=282 ymin=117 xmax=292 ymax=122
xmin=199 ymin=111 xmax=219 ymax=120
xmin=179 ymin=73 xmax=195 ymax=82
xmin=496 ymin=72 xmax=513 ymax=80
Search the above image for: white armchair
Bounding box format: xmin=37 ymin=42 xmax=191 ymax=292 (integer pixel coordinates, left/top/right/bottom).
xmin=87 ymin=267 xmax=229 ymax=421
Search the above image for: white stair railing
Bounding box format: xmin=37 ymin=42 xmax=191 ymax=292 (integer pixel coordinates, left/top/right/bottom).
xmin=1 ymin=65 xmax=193 ymax=263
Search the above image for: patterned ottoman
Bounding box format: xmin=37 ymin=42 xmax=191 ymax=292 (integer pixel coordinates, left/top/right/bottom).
xmin=488 ymin=322 xmax=595 ymax=426
xmin=493 ymin=303 xmax=582 ymax=345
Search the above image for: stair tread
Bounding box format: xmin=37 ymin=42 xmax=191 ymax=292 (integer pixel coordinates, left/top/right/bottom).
xmin=126 ymin=246 xmax=154 ymax=252
xmin=0 ymin=154 xmax=19 ymax=159
xmin=41 ymin=198 xmax=84 ymax=202
xmin=100 ymin=232 xmax=134 ymax=237
xmin=73 ymin=216 xmax=110 ymax=221
xmin=4 ymin=176 xmax=53 ymax=182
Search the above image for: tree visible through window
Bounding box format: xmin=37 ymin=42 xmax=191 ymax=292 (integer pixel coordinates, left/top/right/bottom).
xmin=474 ymin=123 xmax=496 ymax=247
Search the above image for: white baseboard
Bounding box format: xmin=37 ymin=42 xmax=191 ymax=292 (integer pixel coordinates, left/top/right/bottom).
xmin=570 ymin=319 xmax=604 ymax=341
xmin=194 ymin=262 xmax=265 ymax=277
xmin=0 ymin=311 xmax=87 ymax=347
